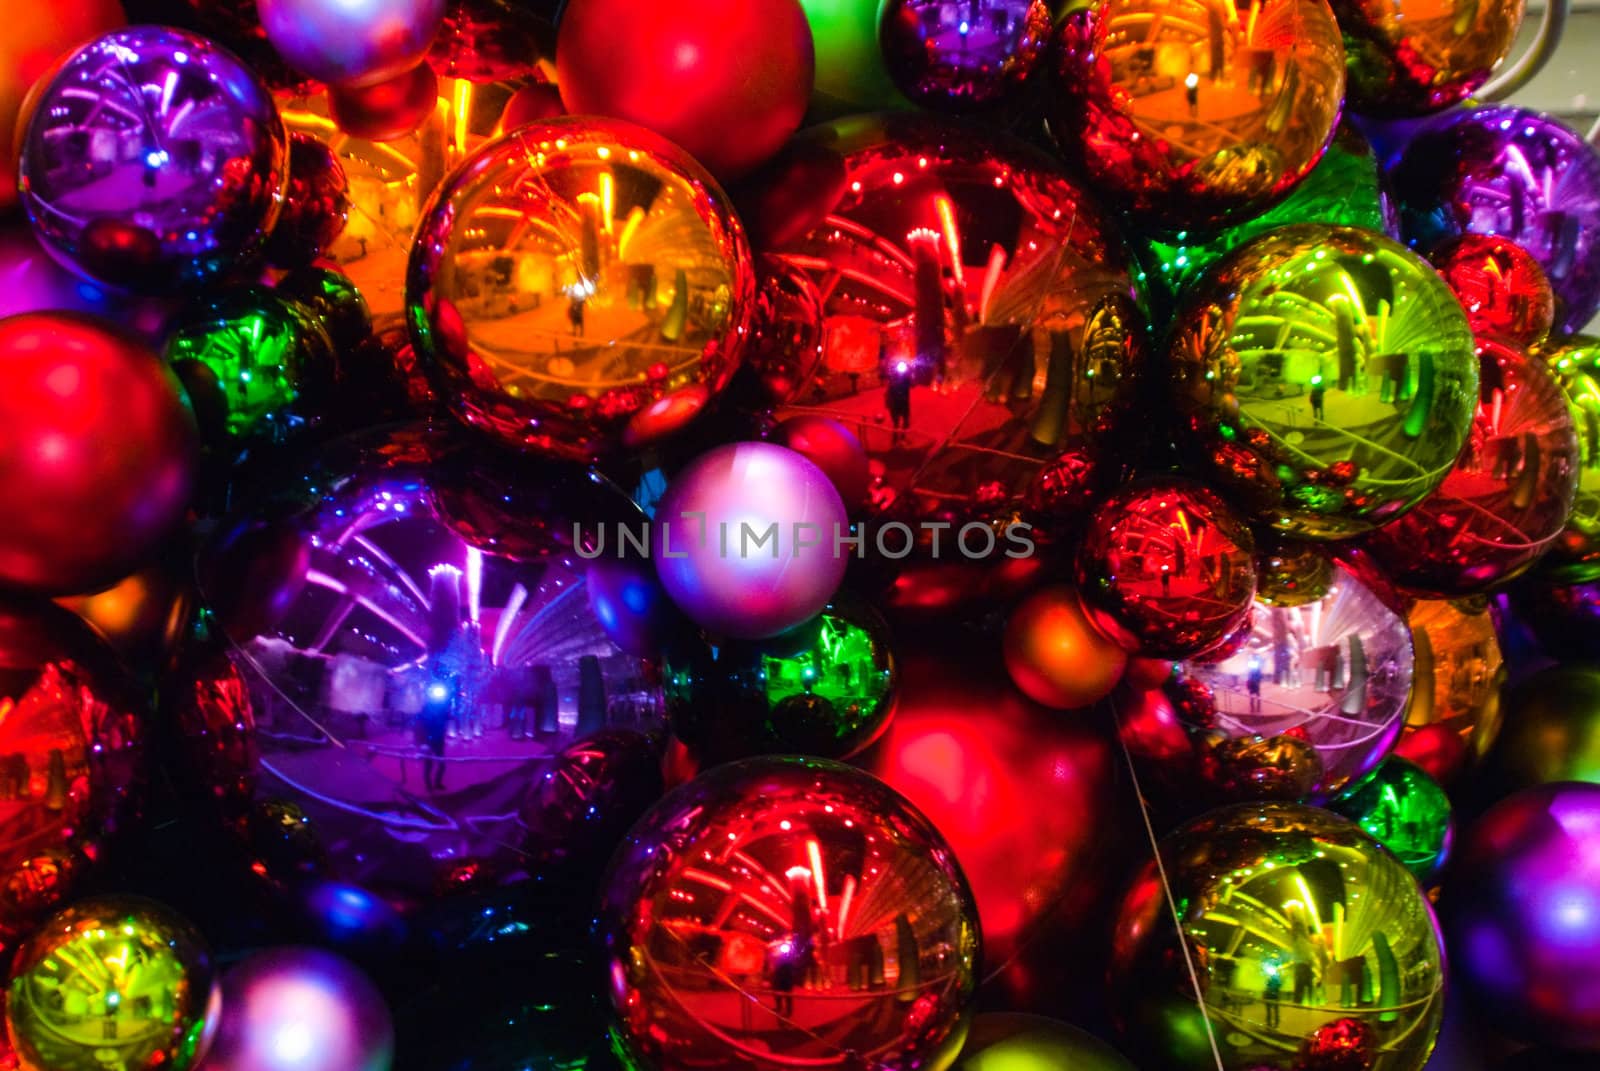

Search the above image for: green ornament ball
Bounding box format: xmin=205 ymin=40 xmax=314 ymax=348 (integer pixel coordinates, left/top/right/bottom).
xmin=1330 ymin=757 xmax=1453 ymax=882
xmin=1539 ymin=334 xmax=1600 ymax=583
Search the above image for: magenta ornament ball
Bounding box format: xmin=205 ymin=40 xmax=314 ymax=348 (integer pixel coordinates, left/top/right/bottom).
xmin=259 ymin=0 xmax=447 ymax=87
xmin=654 ymin=442 xmax=849 ymax=639
xmin=203 ymin=947 xmax=394 ymax=1071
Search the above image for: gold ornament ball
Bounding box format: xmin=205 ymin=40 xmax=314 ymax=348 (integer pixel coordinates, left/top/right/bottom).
xmin=1395 ymin=598 xmax=1504 ymax=784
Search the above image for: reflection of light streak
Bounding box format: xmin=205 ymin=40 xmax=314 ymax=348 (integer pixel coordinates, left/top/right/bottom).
xmin=935 ymin=196 xmax=964 ymax=287
xmin=599 ymin=172 xmax=615 ymax=233
xmin=979 ymin=246 xmax=1006 ymax=321
xmin=617 ymin=206 xmax=645 ymax=259
xmin=160 ymin=71 xmax=178 ymax=115
xmin=466 ymin=546 xmax=483 ymax=625
xmin=806 ymin=839 xmax=828 ymax=912
xmin=452 ymin=78 xmax=472 ymax=152
xmin=259 ymin=759 xmax=455 ymax=831
xmin=351 ymin=534 xmax=431 ymax=608
xmin=491 ymin=583 xmax=527 ymax=666
xmin=305 ymin=570 xmax=428 ymax=648
xmin=501 ymin=580 xmax=587 ymax=666
xmin=836 ymin=875 xmax=855 ymax=938
xmin=682 ymin=868 xmax=733 ymax=892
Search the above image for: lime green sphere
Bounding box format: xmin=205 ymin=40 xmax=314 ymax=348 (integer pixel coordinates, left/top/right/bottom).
xmin=956 ymin=1013 xmax=1136 ymax=1070
xmin=1540 ymin=334 xmax=1600 ymax=583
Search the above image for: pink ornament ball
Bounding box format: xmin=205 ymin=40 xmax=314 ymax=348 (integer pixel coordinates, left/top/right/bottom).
xmin=654 ymin=442 xmax=849 ymax=639
xmin=259 ymin=0 xmax=446 ymax=87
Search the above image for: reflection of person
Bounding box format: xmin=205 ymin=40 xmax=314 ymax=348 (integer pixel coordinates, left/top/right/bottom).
xmin=1247 ymin=658 xmax=1264 ymax=713
xmin=1293 ymin=958 xmax=1315 ymax=1005
xmin=886 ymin=371 xmax=912 ymax=440
xmin=568 ymin=296 xmax=585 ymax=337
xmin=417 ymin=673 xmax=453 ymax=792
xmin=1310 ymin=380 xmax=1326 ymax=421
xmin=1264 ymin=967 xmax=1283 ymax=1028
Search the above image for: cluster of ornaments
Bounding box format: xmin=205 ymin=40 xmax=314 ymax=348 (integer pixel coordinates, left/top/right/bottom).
xmin=2 ymin=1 xmax=1600 ymax=1070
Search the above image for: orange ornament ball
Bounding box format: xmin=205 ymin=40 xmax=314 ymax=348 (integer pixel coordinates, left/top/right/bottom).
xmin=1003 ymin=584 xmax=1128 ymax=709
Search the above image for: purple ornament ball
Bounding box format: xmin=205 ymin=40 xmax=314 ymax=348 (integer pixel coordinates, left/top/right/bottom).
xmin=204 ymin=947 xmax=395 ymax=1071
xmin=654 ymin=442 xmax=849 ymax=639
xmin=259 ymin=0 xmax=447 ymax=87
xmin=1391 ymin=106 xmax=1600 ymax=335
xmin=1443 ymin=781 xmax=1600 ymax=1051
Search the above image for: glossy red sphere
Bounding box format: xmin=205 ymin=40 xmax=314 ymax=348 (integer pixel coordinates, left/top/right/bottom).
xmin=557 ymin=0 xmax=814 ymax=179
xmin=1431 ymin=234 xmax=1556 ymax=349
xmin=266 ymin=134 xmax=352 ymax=269
xmin=1076 ymin=479 xmax=1258 ymax=658
xmin=0 ymin=313 xmax=197 ymax=595
xmin=327 ymin=63 xmax=440 ymax=143
xmin=773 ymin=415 xmax=872 ymax=508
xmin=1003 ymin=585 xmax=1128 ymax=709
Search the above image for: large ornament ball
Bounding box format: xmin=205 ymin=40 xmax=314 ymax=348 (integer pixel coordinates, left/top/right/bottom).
xmin=653 ymin=442 xmax=849 ymax=639
xmin=1046 ymin=0 xmax=1347 ymax=233
xmin=6 ymin=895 xmax=218 ymax=1071
xmin=1176 ymin=560 xmax=1414 ymax=803
xmin=326 ymin=62 xmax=440 ymax=143
xmin=1443 ymin=782 xmax=1600 ymax=1050
xmin=1430 ymin=235 xmax=1555 ymax=349
xmin=258 ymin=0 xmax=446 ymax=87
xmin=799 ymin=0 xmax=913 ymax=115
xmin=19 ymin=27 xmax=287 ymax=293
xmin=1167 ymin=224 xmax=1480 ymax=540
xmin=955 ymin=1013 xmax=1136 ymax=1070
xmin=879 ymin=0 xmax=1052 ymax=113
xmin=773 ymin=414 xmax=872 ymax=509
xmin=265 ymin=134 xmax=352 ymax=270
xmin=406 ymin=117 xmax=754 ymax=462
xmin=1110 ymin=803 xmax=1445 ymax=1071
xmin=1003 ymin=585 xmax=1128 ymax=709
xmin=1360 ymin=338 xmax=1579 ymax=597
xmin=598 ymin=756 xmax=980 ymax=1071
xmin=1076 ymin=478 xmax=1258 ymax=659
xmin=202 ymin=948 xmax=393 ymax=1071
xmin=1391 ymin=106 xmax=1600 ymax=336
xmin=1331 ymin=0 xmax=1526 ymax=117
xmin=1329 ymin=757 xmax=1453 ymax=882
xmin=1487 ymin=664 xmax=1600 ymax=789
xmin=164 ymin=287 xmax=338 ymax=448
xmin=1395 ymin=598 xmax=1504 ymax=784
xmin=557 ymin=0 xmax=814 ymax=180
xmin=0 ymin=312 xmax=198 ymax=595
xmin=1541 ymin=333 xmax=1600 ymax=583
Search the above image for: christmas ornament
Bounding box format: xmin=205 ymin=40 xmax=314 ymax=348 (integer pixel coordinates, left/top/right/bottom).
xmin=0 ymin=225 xmax=171 ymax=344
xmin=177 ymin=0 xmax=320 ymax=96
xmin=327 ymin=62 xmax=440 ymax=143
xmin=406 ymin=117 xmax=755 ymax=462
xmin=1394 ymin=598 xmax=1503 ymax=784
xmin=1173 ymin=560 xmax=1413 ymax=803
xmin=1329 ymin=757 xmax=1453 ymax=881
xmin=1167 ymin=224 xmax=1480 ymax=540
xmin=1331 ymin=0 xmax=1526 ymax=116
xmin=265 ymin=134 xmax=352 ymax=269
xmin=954 ymin=1012 xmax=1136 ymax=1070
xmin=1430 ymin=234 xmax=1555 ymax=349
xmin=519 ymin=729 xmax=664 ymax=881
xmin=275 ymin=267 xmax=373 ymax=350
xmin=1256 ymin=535 xmax=1336 ymax=607
xmin=163 ymin=287 xmax=338 ymax=447
xmin=878 ymin=0 xmax=1052 ymax=113
xmin=1390 ymin=106 xmax=1600 ymax=335
xmin=430 ymin=0 xmax=555 ymax=83
xmin=1110 ymin=802 xmax=1445 ymax=1071
xmin=1139 ymin=121 xmax=1396 ymax=316
xmin=1046 ymin=0 xmax=1347 ymax=233
xmin=0 ymin=312 xmax=198 ymax=595
xmin=664 ymin=590 xmax=896 ymax=764
xmin=598 ymin=756 xmax=980 ymax=1071
xmin=1541 ymin=334 xmax=1600 ymax=582
xmin=1003 ymin=584 xmax=1128 ymax=709
xmin=56 ymin=548 xmax=196 ymax=675
xmin=1361 ymin=337 xmax=1579 ymax=597
xmin=0 ymin=3 xmax=125 ymax=211
xmin=202 ymin=948 xmax=393 ymax=1071
xmin=169 ymin=636 xmax=258 ymax=827
xmin=258 ymin=0 xmax=446 ymax=88
xmin=194 ymin=425 xmax=662 ymax=904
xmin=746 ymin=112 xmax=1144 ymax=532
xmin=653 ymin=442 xmax=849 ymax=639
xmin=772 ymin=415 xmax=872 ymax=509
xmin=0 ymin=602 xmax=146 ymax=938
xmin=799 ymin=0 xmax=913 ymax=115
xmin=19 ymin=26 xmax=287 ymax=292
xmin=556 ymin=0 xmax=814 ymax=179
xmin=1076 ymin=478 xmax=1258 ymax=658
xmin=496 ymin=83 xmax=565 ymax=133
xmin=6 ymin=895 xmax=218 ymax=1071
xmin=1486 ymin=664 xmax=1600 ymax=789
xmin=1443 ymin=782 xmax=1600 ymax=1050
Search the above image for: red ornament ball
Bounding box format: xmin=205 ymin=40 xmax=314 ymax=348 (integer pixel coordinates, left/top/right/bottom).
xmin=265 ymin=133 xmax=352 ymax=269
xmin=327 ymin=62 xmax=440 ymax=143
xmin=1076 ymin=479 xmax=1258 ymax=658
xmin=597 ymin=756 xmax=979 ymax=1071
xmin=1431 ymin=234 xmax=1556 ymax=349
xmin=0 ymin=312 xmax=197 ymax=595
xmin=1003 ymin=584 xmax=1128 ymax=709
xmin=557 ymin=0 xmax=815 ymax=179
xmin=773 ymin=414 xmax=872 ymax=509
xmin=496 ymin=83 xmax=564 ymax=134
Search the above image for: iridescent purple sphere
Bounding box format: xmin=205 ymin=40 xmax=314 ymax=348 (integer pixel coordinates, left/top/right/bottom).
xmin=19 ymin=26 xmax=287 ymax=292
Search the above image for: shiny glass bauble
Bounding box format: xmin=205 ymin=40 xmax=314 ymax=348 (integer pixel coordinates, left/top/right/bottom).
xmin=1331 ymin=0 xmax=1526 ymax=116
xmin=1430 ymin=234 xmax=1555 ymax=349
xmin=1004 ymin=584 xmax=1129 ymax=709
xmin=1394 ymin=598 xmax=1503 ymax=784
xmin=1485 ymin=663 xmax=1600 ymax=790
xmin=879 ymin=0 xmax=1052 ymax=113
xmin=265 ymin=133 xmax=351 ymax=269
xmin=1540 ymin=334 xmax=1600 ymax=582
xmin=1329 ymin=757 xmax=1452 ymax=882
xmin=259 ymin=0 xmax=446 ymax=88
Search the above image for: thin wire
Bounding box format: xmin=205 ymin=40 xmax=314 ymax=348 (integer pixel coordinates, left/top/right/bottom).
xmin=1481 ymin=0 xmax=1572 ymax=100
xmin=1105 ymin=691 xmax=1229 ymax=1071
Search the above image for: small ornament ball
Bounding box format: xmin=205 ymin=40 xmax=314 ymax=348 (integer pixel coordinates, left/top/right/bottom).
xmin=265 ymin=134 xmax=352 ymax=270
xmin=878 ymin=0 xmax=1052 ymax=113
xmin=327 ymin=62 xmax=440 ymax=142
xmin=1329 ymin=757 xmax=1454 ymax=881
xmin=773 ymin=414 xmax=872 ymax=509
xmin=1003 ymin=585 xmax=1128 ymax=709
xmin=1431 ymin=234 xmax=1556 ymax=349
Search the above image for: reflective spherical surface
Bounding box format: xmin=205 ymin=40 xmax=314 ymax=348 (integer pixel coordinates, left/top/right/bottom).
xmin=1487 ymin=664 xmax=1600 ymax=789
xmin=1077 ymin=478 xmax=1258 ymax=658
xmin=955 ymin=1013 xmax=1136 ymax=1070
xmin=1391 ymin=106 xmax=1600 ymax=336
xmin=1255 ymin=535 xmax=1336 ymax=607
xmin=19 ymin=27 xmax=287 ymax=292
xmin=1329 ymin=757 xmax=1452 ymax=882
xmin=1361 ymin=339 xmax=1579 ymax=596
xmin=1177 ymin=560 xmax=1413 ymax=802
xmin=1542 ymin=334 xmax=1600 ymax=582
xmin=1443 ymin=782 xmax=1600 ymax=1050
xmin=407 ymin=117 xmax=754 ymax=461
xmin=1167 ymin=225 xmax=1479 ymax=539
xmin=6 ymin=895 xmax=217 ymax=1071
xmin=203 ymin=948 xmax=393 ymax=1071
xmin=265 ymin=133 xmax=351 ymax=269
xmin=1110 ymin=803 xmax=1445 ymax=1071
xmin=1047 ymin=0 xmax=1347 ymax=232
xmin=1395 ymin=598 xmax=1503 ymax=784
xmin=196 ymin=425 xmax=663 ymax=903
xmin=1430 ymin=234 xmax=1555 ymax=349
xmin=1004 ymin=584 xmax=1129 ymax=709
xmin=747 ymin=112 xmax=1143 ymax=528
xmin=879 ymin=0 xmax=1052 ymax=112
xmin=598 ymin=756 xmax=980 ymax=1071
xmin=1332 ymin=0 xmax=1526 ymax=116
xmin=259 ymin=0 xmax=446 ymax=87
